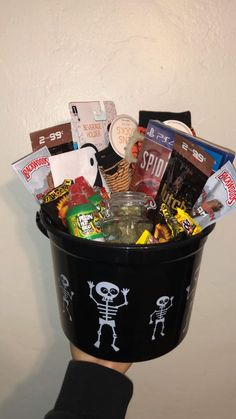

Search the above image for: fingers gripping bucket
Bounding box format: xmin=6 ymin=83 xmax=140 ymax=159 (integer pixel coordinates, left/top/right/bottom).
xmin=36 ymin=211 xmax=215 ymax=362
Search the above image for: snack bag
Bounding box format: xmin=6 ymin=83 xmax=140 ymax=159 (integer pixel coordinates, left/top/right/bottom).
xmin=66 ymin=193 xmax=104 ymax=241
xmin=175 ymin=208 xmax=202 ymax=236
xmin=154 ymin=223 xmax=172 ymax=243
xmin=41 ymin=179 xmax=73 ymax=228
xmin=191 ymin=161 xmax=236 ymax=228
xmin=136 ymin=229 xmax=158 ymax=245
xmin=160 ymin=203 xmax=185 ymax=240
xmin=12 ymin=146 xmax=52 ymax=203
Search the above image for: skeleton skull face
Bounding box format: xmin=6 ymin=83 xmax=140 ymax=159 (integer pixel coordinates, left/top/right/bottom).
xmin=60 ymin=274 xmax=69 ymax=288
xmin=156 ymin=296 xmax=169 ymax=307
xmin=96 ymin=281 xmax=119 ymax=302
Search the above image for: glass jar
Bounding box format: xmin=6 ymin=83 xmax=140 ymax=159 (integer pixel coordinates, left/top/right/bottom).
xmin=101 ymin=191 xmax=154 ymax=244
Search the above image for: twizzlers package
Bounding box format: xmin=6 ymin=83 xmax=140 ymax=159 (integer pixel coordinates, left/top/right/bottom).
xmin=12 ymin=146 xmax=52 ymax=203
xmin=191 ymin=161 xmax=236 ymax=228
xmin=130 ymin=120 xmax=174 ymax=198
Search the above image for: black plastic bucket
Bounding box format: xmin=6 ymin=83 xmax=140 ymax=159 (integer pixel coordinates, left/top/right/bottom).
xmin=36 ymin=210 xmax=215 ymax=362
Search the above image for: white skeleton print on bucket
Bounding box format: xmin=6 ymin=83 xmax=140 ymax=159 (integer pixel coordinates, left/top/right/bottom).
xmin=59 ymin=274 xmax=74 ymax=321
xmin=149 ymin=295 xmax=174 ymax=340
xmin=87 ymin=281 xmax=129 ymax=352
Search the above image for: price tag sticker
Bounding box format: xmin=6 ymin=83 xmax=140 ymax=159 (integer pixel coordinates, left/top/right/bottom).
xmin=109 ymin=114 xmax=138 ymax=157
xmin=30 ymin=122 xmax=74 ymax=155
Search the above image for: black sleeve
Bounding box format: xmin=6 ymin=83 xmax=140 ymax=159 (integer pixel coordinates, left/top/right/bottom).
xmin=44 ymin=361 xmax=133 ymax=419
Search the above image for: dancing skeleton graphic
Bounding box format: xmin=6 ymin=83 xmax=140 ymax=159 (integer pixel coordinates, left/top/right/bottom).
xmin=149 ymin=295 xmax=174 ymax=340
xmin=87 ymin=281 xmax=129 ymax=351
xmin=59 ymin=274 xmax=74 ymax=321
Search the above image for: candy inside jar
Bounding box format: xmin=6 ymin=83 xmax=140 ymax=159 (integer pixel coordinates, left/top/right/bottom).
xmin=101 ymin=191 xmax=154 ymax=244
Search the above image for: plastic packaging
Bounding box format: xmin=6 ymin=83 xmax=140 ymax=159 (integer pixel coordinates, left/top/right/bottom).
xmin=66 ymin=192 xmax=104 ymax=241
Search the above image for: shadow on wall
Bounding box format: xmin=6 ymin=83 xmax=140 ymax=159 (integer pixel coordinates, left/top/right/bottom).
xmin=0 ymin=178 xmax=68 ymax=419
xmin=0 ymin=346 xmax=68 ymax=419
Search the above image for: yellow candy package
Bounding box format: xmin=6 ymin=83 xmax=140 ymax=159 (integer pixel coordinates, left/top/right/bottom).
xmin=175 ymin=207 xmax=202 ymax=236
xmin=136 ymin=229 xmax=158 ymax=245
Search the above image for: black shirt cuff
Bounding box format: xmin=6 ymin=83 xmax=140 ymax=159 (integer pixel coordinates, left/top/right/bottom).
xmin=45 ymin=361 xmax=133 ymax=419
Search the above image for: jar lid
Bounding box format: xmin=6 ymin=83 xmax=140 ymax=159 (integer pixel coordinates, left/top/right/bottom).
xmin=109 ymin=191 xmax=150 ymax=207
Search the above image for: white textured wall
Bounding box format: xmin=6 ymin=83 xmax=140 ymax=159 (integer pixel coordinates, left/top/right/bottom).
xmin=1 ymin=1 xmax=236 ymax=418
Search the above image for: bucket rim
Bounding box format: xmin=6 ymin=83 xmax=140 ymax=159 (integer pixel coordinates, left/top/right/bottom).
xmin=36 ymin=209 xmax=215 ymax=253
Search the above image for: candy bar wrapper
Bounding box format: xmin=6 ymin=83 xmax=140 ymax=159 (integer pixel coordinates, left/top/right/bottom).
xmin=136 ymin=229 xmax=158 ymax=245
xmin=30 ymin=122 xmax=74 ymax=155
xmin=154 ymin=223 xmax=172 ymax=243
xmin=41 ymin=179 xmax=73 ymax=229
xmin=160 ymin=203 xmax=186 ymax=240
xmin=191 ymin=161 xmax=236 ymax=228
xmin=175 ymin=208 xmax=202 ymax=236
xmin=157 ymin=134 xmax=214 ymax=213
xmin=12 ymin=146 xmax=52 ymax=203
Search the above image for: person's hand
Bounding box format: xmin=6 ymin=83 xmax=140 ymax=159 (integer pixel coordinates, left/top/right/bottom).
xmin=70 ymin=343 xmax=132 ymax=375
